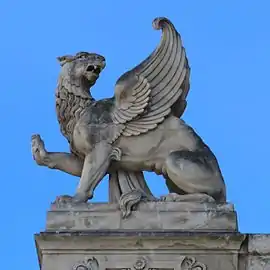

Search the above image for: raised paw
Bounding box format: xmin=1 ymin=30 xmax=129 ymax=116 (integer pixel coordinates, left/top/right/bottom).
xmin=31 ymin=134 xmax=48 ymax=165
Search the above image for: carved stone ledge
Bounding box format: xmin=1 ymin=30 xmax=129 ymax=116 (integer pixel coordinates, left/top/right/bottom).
xmin=70 ymin=256 xmax=207 ymax=270
xmin=35 ymin=231 xmax=245 ymax=270
xmin=46 ymin=201 xmax=237 ymax=232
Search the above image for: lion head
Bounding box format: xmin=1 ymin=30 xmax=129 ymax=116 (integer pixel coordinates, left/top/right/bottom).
xmin=57 ymin=52 xmax=106 ymax=86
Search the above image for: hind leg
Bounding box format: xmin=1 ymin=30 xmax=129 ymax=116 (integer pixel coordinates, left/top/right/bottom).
xmin=163 ymin=150 xmax=226 ymax=202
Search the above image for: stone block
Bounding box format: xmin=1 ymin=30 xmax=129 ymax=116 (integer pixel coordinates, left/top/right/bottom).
xmin=36 ymin=202 xmax=270 ymax=270
xmin=35 ymin=231 xmax=245 ymax=270
xmin=46 ymin=202 xmax=238 ymax=232
xmin=247 ymin=234 xmax=270 ymax=269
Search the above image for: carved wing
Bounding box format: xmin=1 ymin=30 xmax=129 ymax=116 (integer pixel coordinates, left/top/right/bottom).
xmin=111 ymin=17 xmax=190 ymax=137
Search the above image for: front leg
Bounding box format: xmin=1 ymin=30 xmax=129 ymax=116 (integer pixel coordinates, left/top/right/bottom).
xmin=73 ymin=143 xmax=113 ymax=203
xmin=31 ymin=134 xmax=83 ymax=177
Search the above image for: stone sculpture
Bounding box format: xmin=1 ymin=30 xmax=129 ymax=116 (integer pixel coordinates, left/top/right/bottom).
xmin=31 ymin=17 xmax=226 ymax=215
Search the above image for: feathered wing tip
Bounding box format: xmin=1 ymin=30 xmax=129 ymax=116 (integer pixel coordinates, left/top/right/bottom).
xmin=151 ymin=17 xmax=191 ymax=118
xmin=152 ymin=16 xmax=178 ymax=30
xmin=112 ymin=17 xmax=190 ymax=137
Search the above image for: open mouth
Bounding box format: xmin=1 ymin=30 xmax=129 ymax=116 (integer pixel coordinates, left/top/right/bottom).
xmin=86 ymin=65 xmax=101 ymax=75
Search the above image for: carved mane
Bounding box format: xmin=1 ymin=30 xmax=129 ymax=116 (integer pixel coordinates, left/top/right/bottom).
xmin=55 ymin=78 xmax=94 ymax=142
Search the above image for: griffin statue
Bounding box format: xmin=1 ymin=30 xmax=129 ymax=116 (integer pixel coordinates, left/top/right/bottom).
xmin=31 ymin=17 xmax=226 ymax=216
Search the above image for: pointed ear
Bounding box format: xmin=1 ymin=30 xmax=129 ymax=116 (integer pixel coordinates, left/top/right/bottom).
xmin=56 ymin=56 xmax=63 ymax=62
xmin=57 ymin=55 xmax=74 ymax=66
xmin=56 ymin=56 xmax=65 ymax=66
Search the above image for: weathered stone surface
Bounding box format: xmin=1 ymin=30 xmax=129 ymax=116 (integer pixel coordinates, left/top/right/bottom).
xmin=35 ymin=231 xmax=245 ymax=270
xmin=247 ymin=234 xmax=270 ymax=269
xmin=31 ymin=17 xmax=226 ymax=210
xmin=35 ymin=231 xmax=270 ymax=270
xmin=30 ymin=16 xmax=270 ymax=270
xmin=46 ymin=202 xmax=238 ymax=232
xmin=36 ymin=204 xmax=270 ymax=270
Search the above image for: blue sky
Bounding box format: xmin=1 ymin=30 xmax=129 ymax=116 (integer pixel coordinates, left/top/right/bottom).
xmin=1 ymin=0 xmax=270 ymax=269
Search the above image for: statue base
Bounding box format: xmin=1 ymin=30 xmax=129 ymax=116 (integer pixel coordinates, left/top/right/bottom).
xmin=46 ymin=201 xmax=238 ymax=232
xmin=35 ymin=202 xmax=270 ymax=270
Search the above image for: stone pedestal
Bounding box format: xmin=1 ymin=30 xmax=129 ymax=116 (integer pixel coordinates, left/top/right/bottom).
xmin=46 ymin=202 xmax=238 ymax=232
xmin=35 ymin=202 xmax=270 ymax=270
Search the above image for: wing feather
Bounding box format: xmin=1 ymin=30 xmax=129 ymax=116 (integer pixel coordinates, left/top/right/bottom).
xmin=111 ymin=17 xmax=190 ymax=137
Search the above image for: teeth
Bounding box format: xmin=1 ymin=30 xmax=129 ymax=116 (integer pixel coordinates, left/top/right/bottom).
xmin=94 ymin=65 xmax=97 ymax=70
